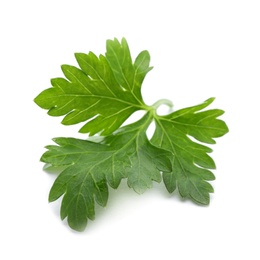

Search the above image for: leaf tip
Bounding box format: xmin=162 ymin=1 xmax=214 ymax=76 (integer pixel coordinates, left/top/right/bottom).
xmin=33 ymin=92 xmax=44 ymax=108
xmin=60 ymin=64 xmax=68 ymax=72
xmin=52 ymin=137 xmax=61 ymax=144
xmin=205 ymin=97 xmax=215 ymax=105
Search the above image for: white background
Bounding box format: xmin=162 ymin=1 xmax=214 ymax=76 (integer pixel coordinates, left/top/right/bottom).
xmin=1 ymin=0 xmax=259 ymax=259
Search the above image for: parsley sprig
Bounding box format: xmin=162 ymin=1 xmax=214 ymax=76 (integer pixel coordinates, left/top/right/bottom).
xmin=35 ymin=38 xmax=228 ymax=231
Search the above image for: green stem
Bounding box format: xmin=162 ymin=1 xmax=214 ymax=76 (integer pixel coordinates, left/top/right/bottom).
xmin=152 ymin=99 xmax=173 ymax=110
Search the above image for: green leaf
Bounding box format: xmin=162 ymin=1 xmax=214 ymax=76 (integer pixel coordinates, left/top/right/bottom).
xmin=106 ymin=38 xmax=152 ymax=104
xmin=151 ymin=98 xmax=229 ymax=205
xmin=103 ymin=113 xmax=172 ymax=193
xmin=35 ymin=37 xmax=229 ymax=231
xmin=41 ymin=113 xmax=172 ymax=231
xmin=34 ymin=38 xmax=151 ymax=136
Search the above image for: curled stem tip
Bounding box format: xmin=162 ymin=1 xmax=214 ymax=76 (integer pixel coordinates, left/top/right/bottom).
xmin=152 ymin=99 xmax=173 ymax=110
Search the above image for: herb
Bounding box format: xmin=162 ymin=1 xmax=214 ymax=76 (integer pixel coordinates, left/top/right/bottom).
xmin=34 ymin=38 xmax=228 ymax=231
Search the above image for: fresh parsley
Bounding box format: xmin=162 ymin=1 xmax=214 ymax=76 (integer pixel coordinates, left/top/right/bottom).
xmin=34 ymin=38 xmax=228 ymax=231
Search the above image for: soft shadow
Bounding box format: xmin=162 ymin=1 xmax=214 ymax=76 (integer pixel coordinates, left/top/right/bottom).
xmin=44 ymin=166 xmax=209 ymax=234
xmin=43 ymin=163 xmax=66 ymax=176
